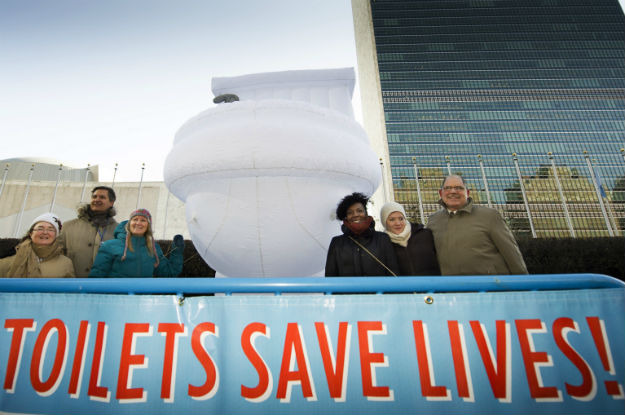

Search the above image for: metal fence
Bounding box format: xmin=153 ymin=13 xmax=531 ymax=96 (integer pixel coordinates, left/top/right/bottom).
xmin=392 ymin=150 xmax=625 ymax=238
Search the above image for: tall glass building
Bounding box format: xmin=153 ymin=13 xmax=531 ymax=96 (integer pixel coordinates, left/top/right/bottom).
xmin=353 ymin=0 xmax=625 ymax=237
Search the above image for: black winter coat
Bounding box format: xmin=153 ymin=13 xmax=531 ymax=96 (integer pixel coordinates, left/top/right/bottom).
xmin=325 ymin=221 xmax=400 ymax=277
xmin=391 ymin=224 xmax=441 ymax=276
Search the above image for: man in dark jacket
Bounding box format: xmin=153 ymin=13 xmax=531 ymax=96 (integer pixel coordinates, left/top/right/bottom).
xmin=58 ymin=186 xmax=118 ymax=276
xmin=325 ymin=192 xmax=399 ymax=277
xmin=427 ymin=175 xmax=528 ymax=276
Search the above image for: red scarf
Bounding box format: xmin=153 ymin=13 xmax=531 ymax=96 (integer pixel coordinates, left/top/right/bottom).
xmin=343 ymin=216 xmax=373 ymax=236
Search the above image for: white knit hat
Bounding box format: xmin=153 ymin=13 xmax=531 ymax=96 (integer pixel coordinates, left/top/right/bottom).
xmin=31 ymin=212 xmax=62 ymax=234
xmin=380 ymin=201 xmax=407 ymax=230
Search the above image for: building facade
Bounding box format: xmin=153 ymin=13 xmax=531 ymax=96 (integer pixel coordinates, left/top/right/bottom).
xmin=353 ymin=0 xmax=625 ymax=237
xmin=0 ymin=160 xmax=187 ymax=239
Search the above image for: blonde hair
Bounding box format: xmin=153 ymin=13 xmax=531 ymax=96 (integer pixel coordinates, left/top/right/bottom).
xmin=124 ymin=221 xmax=155 ymax=257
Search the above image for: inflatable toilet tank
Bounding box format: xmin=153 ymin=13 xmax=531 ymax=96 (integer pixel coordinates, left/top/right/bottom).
xmin=164 ymin=67 xmax=380 ymax=277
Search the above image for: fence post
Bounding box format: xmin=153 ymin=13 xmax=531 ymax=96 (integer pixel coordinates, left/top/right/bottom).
xmin=112 ymin=162 xmax=118 ymax=189
xmin=379 ymin=158 xmax=389 ymax=205
xmin=80 ymin=164 xmax=90 ymax=203
xmin=512 ymin=154 xmax=537 ymax=238
xmin=477 ymin=154 xmax=493 ymax=208
xmin=49 ymin=164 xmax=63 ymax=213
xmin=14 ymin=164 xmax=35 ymax=237
xmin=548 ymin=153 xmax=575 ymax=237
xmin=411 ymin=157 xmax=425 ymax=224
xmin=136 ymin=163 xmax=145 ymax=209
xmin=584 ymin=152 xmax=614 ymax=236
xmin=0 ymin=164 xmax=9 ymax=202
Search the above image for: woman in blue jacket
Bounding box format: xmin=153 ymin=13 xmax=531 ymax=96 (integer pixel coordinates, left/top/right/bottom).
xmin=89 ymin=209 xmax=183 ymax=277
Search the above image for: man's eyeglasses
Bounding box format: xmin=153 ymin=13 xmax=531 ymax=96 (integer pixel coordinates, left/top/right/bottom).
xmin=32 ymin=227 xmax=56 ymax=234
xmin=442 ymin=186 xmax=465 ymax=191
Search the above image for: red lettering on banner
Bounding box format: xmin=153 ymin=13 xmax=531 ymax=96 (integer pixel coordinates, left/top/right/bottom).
xmin=515 ymin=319 xmax=562 ymax=402
xmin=315 ymin=321 xmax=351 ymax=402
xmin=68 ymin=321 xmax=90 ymax=398
xmin=240 ymin=322 xmax=272 ymax=402
xmin=3 ymin=318 xmax=36 ymax=393
xmin=448 ymin=321 xmax=474 ymax=402
xmin=30 ymin=319 xmax=68 ymax=397
xmin=586 ymin=317 xmax=625 ymax=399
xmin=116 ymin=323 xmax=152 ymax=402
xmin=470 ymin=320 xmax=511 ymax=402
xmin=552 ymin=317 xmax=596 ymax=401
xmin=158 ymin=323 xmax=187 ymax=403
xmin=188 ymin=322 xmax=219 ymax=400
xmin=277 ymin=323 xmax=316 ymax=402
xmin=88 ymin=321 xmax=110 ymax=401
xmin=358 ymin=321 xmax=394 ymax=401
xmin=412 ymin=320 xmax=450 ymax=401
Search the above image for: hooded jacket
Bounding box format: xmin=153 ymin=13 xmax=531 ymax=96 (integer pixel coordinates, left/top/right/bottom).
xmin=89 ymin=221 xmax=183 ymax=278
xmin=58 ymin=206 xmax=118 ymax=277
xmin=325 ymin=220 xmax=399 ymax=277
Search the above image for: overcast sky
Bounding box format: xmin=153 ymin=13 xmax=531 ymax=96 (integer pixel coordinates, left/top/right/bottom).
xmin=1 ymin=1 xmax=624 ymax=182
xmin=0 ymin=0 xmax=358 ymax=181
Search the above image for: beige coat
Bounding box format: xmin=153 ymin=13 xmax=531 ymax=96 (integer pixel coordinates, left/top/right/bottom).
xmin=58 ymin=209 xmax=118 ymax=277
xmin=427 ymin=198 xmax=528 ymax=276
xmin=0 ymin=251 xmax=75 ymax=278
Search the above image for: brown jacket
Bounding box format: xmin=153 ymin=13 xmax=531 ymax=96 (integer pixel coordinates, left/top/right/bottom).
xmin=427 ymin=198 xmax=528 ymax=276
xmin=58 ymin=207 xmax=118 ymax=276
xmin=0 ymin=247 xmax=75 ymax=278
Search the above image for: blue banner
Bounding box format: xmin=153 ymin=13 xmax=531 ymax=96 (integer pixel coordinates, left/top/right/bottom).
xmin=0 ymin=289 xmax=624 ymax=414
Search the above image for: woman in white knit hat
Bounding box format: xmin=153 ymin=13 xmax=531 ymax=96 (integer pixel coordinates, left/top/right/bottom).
xmin=380 ymin=202 xmax=440 ymax=276
xmin=0 ymin=213 xmax=75 ymax=278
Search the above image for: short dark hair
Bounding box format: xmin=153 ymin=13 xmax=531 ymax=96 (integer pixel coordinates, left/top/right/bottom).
xmin=336 ymin=192 xmax=369 ymax=221
xmin=92 ymin=186 xmax=116 ymax=202
xmin=441 ymin=175 xmax=467 ymax=189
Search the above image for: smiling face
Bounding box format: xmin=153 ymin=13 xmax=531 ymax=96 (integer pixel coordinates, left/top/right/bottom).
xmin=439 ymin=175 xmax=470 ymax=212
xmin=90 ymin=189 xmax=114 ymax=213
xmin=129 ymin=215 xmax=149 ymax=236
xmin=345 ymin=202 xmax=367 ymax=224
xmin=386 ymin=211 xmax=406 ymax=235
xmin=30 ymin=221 xmax=57 ymax=246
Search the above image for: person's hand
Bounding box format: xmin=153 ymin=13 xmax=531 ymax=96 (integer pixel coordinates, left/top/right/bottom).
xmin=173 ymin=234 xmax=184 ymax=250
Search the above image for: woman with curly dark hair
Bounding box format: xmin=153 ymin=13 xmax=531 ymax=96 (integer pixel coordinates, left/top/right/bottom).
xmin=325 ymin=192 xmax=399 ymax=277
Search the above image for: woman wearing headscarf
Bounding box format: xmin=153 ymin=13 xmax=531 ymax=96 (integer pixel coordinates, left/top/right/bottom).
xmin=380 ymin=201 xmax=440 ymax=276
xmin=0 ymin=213 xmax=74 ymax=278
xmin=325 ymin=192 xmax=399 ymax=277
xmin=89 ymin=209 xmax=184 ymax=278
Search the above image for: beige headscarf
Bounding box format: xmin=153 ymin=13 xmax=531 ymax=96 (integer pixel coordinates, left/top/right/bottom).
xmin=380 ymin=202 xmax=412 ymax=247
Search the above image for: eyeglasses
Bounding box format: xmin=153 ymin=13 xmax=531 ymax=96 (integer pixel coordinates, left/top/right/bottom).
xmin=32 ymin=227 xmax=56 ymax=234
xmin=442 ymin=186 xmax=465 ymax=191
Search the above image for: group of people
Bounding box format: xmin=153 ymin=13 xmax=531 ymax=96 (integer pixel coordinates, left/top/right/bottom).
xmin=0 ymin=186 xmax=184 ymax=278
xmin=1 ymin=175 xmax=527 ymax=279
xmin=325 ymin=174 xmax=528 ymax=277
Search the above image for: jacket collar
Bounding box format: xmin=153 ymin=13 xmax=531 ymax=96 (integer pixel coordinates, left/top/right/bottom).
xmin=438 ymin=197 xmax=474 ymax=215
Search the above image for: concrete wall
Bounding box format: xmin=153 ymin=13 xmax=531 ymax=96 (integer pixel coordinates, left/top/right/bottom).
xmin=0 ymin=180 xmax=188 ymax=240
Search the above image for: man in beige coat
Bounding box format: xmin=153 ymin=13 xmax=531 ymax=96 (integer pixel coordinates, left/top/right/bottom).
xmin=58 ymin=186 xmax=118 ymax=276
xmin=427 ymin=175 xmax=528 ymax=276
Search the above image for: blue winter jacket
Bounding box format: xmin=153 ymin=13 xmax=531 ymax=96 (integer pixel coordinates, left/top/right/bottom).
xmin=89 ymin=221 xmax=183 ymax=278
